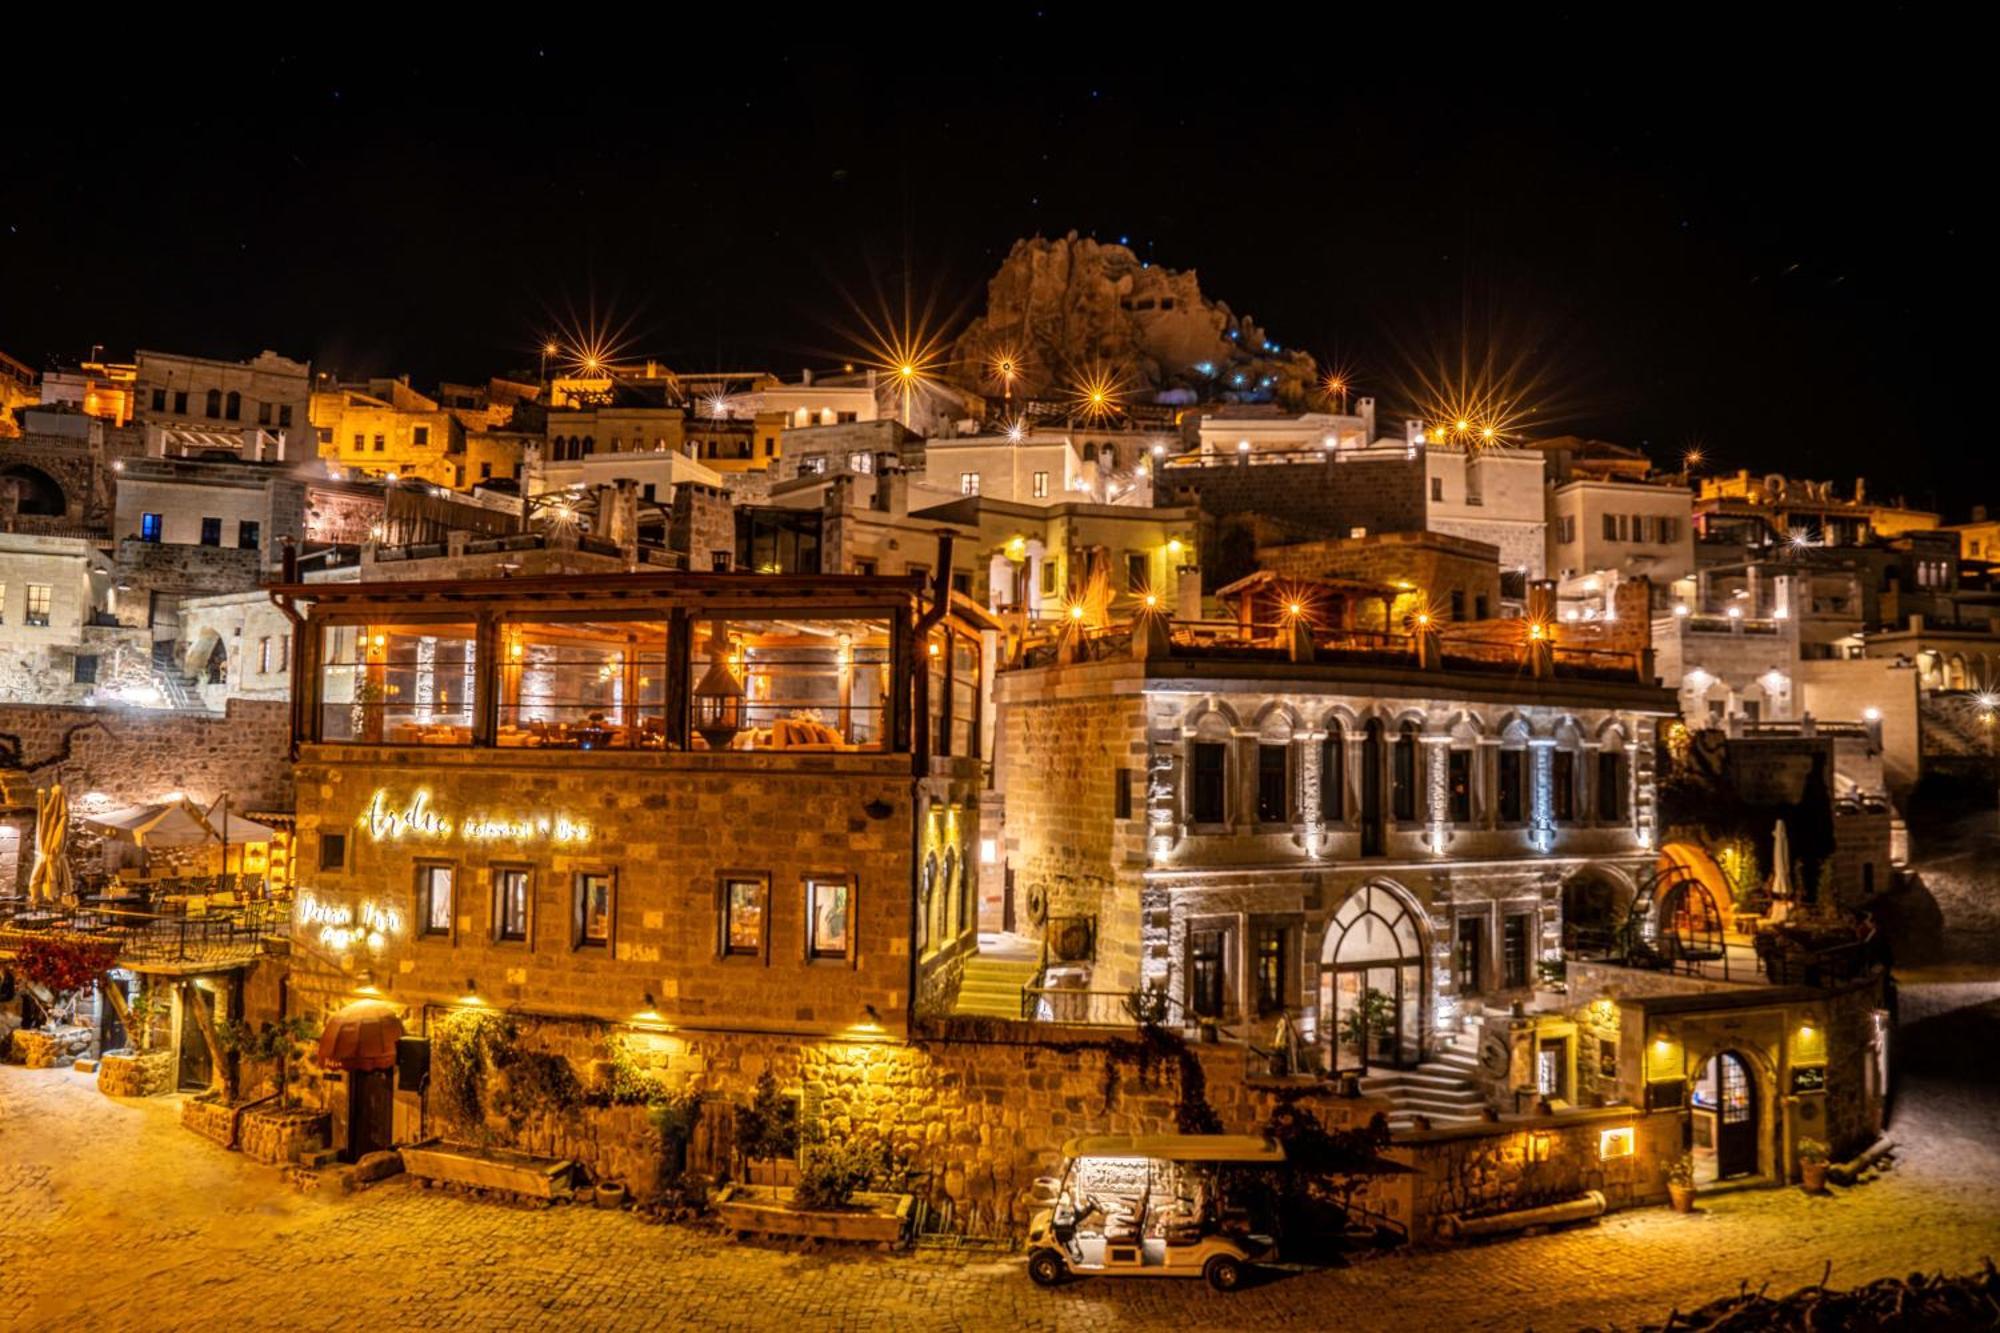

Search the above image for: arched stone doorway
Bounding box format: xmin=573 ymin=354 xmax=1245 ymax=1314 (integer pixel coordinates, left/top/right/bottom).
xmin=0 ymin=463 xmax=68 ymax=516
xmin=1691 ymin=1049 xmax=1761 ymax=1183
xmin=1320 ymin=881 xmax=1427 ymax=1072
xmin=1560 ymin=866 xmax=1634 ymax=956
xmin=1656 ymin=843 xmax=1730 ymax=961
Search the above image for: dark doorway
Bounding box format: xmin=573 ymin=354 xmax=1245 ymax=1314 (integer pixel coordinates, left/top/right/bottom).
xmin=99 ymin=973 xmax=133 ymax=1053
xmin=176 ymin=984 xmax=215 ymax=1091
xmin=348 ymin=1068 xmax=395 ymax=1161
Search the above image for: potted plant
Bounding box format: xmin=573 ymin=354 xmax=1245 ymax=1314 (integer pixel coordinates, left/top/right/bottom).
xmin=1797 ymin=1138 xmax=1830 ymax=1194
xmin=1338 ymin=988 xmax=1396 ymax=1071
xmin=1667 ymin=1151 xmax=1698 ymax=1213
xmin=732 ymin=1070 xmax=799 ymax=1185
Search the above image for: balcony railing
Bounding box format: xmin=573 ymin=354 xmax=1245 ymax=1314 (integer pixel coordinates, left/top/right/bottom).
xmin=0 ymin=899 xmax=288 ymax=969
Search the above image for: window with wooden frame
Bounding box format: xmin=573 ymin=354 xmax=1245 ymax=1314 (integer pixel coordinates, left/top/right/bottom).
xmin=573 ymin=871 xmax=614 ymax=949
xmin=805 ymin=874 xmax=854 ymax=962
xmin=719 ymin=874 xmax=769 ymax=959
xmin=416 ymin=863 xmax=454 ymax=936
xmin=493 ymin=866 xmax=531 ymax=943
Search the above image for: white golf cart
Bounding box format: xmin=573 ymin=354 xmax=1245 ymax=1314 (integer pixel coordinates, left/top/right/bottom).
xmin=1025 ymin=1133 xmax=1285 ymax=1292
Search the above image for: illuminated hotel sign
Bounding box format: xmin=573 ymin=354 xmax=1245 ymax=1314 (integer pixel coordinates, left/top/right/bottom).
xmin=360 ymin=789 xmax=592 ymax=846
xmin=298 ymin=891 xmax=405 ymax=954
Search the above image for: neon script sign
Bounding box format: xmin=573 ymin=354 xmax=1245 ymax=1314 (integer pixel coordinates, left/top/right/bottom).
xmin=360 ymin=788 xmax=592 ymax=846
xmin=298 ymin=891 xmax=405 ymax=955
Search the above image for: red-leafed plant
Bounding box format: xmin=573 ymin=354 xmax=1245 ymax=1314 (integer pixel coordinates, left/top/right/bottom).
xmin=16 ymin=936 xmax=121 ymax=1026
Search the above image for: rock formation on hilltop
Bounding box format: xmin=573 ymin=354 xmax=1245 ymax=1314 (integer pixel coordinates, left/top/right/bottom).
xmin=949 ymin=233 xmax=1319 ymax=409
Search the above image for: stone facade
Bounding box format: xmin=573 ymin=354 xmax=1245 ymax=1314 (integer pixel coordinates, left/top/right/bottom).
xmin=9 ymin=1025 xmax=93 ymax=1067
xmin=994 ymin=653 xmax=1674 ymax=1069
xmin=1160 ymin=452 xmax=1426 ymax=588
xmin=1258 ymin=529 xmax=1505 ymax=623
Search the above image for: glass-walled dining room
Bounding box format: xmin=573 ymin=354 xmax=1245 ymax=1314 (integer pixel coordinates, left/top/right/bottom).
xmin=314 ymin=612 xmax=898 ymax=752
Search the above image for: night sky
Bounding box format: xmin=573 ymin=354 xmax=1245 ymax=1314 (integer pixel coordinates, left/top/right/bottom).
xmin=0 ymin=23 xmax=1975 ymax=513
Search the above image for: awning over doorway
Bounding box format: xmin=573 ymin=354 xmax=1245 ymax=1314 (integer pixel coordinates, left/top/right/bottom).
xmin=316 ymin=999 xmax=406 ymax=1072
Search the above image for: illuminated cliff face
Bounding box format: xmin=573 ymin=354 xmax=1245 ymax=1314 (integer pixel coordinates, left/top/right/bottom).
xmin=950 ymin=233 xmax=1320 ymax=408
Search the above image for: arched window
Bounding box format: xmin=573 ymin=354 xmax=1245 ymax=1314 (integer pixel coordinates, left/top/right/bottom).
xmin=204 ymin=388 xmax=222 ymax=418
xmin=1391 ymin=721 xmax=1418 ymax=822
xmin=582 ymin=436 xmax=595 ymax=456
xmin=1321 ymin=883 xmax=1426 ymax=1070
xmin=1320 ymin=720 xmax=1344 ymax=820
xmin=1361 ymin=718 xmax=1385 ymax=856
xmin=920 ymin=853 xmax=938 ymax=951
xmin=225 ymin=390 xmax=241 ymax=421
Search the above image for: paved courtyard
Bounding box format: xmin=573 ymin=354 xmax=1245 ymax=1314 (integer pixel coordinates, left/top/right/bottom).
xmin=4 ymin=976 xmax=1998 ymax=1332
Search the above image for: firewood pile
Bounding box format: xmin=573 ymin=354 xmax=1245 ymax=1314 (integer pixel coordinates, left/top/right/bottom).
xmin=1610 ymin=1259 xmax=2000 ymax=1330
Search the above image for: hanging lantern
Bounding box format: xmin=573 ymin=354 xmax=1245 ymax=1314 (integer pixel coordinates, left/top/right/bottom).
xmin=692 ymin=621 xmax=746 ymax=750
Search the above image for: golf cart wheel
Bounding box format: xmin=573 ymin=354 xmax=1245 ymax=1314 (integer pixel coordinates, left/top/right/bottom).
xmin=1028 ymin=1248 xmax=1069 ymax=1287
xmin=1204 ymin=1255 xmax=1246 ymax=1292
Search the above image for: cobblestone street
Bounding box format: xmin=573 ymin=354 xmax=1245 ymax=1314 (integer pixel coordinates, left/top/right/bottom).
xmin=3 ymin=977 xmax=1997 ymax=1332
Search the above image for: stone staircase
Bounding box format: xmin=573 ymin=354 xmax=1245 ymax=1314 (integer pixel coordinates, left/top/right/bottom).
xmin=1359 ymin=1015 xmax=1495 ymax=1132
xmin=952 ymin=954 xmax=1042 ymax=1020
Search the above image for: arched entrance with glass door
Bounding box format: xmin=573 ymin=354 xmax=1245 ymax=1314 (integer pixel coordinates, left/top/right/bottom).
xmin=1690 ymin=1049 xmax=1760 ymax=1182
xmin=1320 ymin=881 xmax=1427 ymax=1072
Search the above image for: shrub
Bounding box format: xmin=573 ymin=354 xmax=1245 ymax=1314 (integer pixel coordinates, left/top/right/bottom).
xmin=792 ymin=1137 xmax=874 ymax=1211
xmin=733 ymin=1070 xmax=799 ymax=1171
xmin=1797 ymin=1137 xmax=1829 ymax=1165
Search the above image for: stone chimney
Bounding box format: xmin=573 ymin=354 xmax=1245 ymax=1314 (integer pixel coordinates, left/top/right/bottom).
xmin=596 ymin=479 xmax=640 ymax=559
xmin=667 ymin=483 xmax=734 ymax=569
xmin=1358 ymin=395 xmax=1376 ymax=440
xmin=875 ymin=467 xmax=909 ymax=515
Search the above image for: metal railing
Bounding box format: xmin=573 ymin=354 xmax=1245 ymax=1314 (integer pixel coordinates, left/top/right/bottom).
xmin=0 ymin=899 xmax=288 ymax=968
xmin=1019 ymin=986 xmax=1148 ymax=1027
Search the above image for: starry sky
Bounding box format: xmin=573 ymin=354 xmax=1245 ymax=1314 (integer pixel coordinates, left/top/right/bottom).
xmin=0 ymin=20 xmax=1976 ymax=513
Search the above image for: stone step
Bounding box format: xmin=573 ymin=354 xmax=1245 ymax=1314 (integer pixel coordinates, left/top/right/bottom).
xmin=1362 ymin=1072 xmax=1486 ymax=1098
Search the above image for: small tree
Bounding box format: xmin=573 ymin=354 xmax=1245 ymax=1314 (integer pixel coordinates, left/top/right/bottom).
xmin=732 ymin=1070 xmax=799 ymax=1179
xmin=1338 ymin=987 xmax=1397 ymax=1063
xmin=14 ymin=936 xmax=119 ymax=1029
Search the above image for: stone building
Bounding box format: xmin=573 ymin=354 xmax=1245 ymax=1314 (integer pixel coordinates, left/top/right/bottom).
xmin=133 ymin=349 xmax=312 ymax=463
xmin=989 ymin=608 xmax=1675 ymax=1093
xmin=309 ymin=379 xmax=465 ymax=487
xmin=273 ymin=564 xmax=987 ymax=1159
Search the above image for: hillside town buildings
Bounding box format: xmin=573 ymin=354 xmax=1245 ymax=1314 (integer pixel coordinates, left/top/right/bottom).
xmin=0 ymin=276 xmax=1968 ymax=1253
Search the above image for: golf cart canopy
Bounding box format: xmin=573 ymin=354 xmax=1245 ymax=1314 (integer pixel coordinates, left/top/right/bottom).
xmin=1060 ymin=1134 xmax=1286 ymax=1165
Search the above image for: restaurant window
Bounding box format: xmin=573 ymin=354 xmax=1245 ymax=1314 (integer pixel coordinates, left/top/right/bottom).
xmin=1189 ymin=927 xmax=1228 ymax=1019
xmin=1320 ymin=725 xmax=1344 ymax=820
xmin=25 ymin=584 xmax=52 ymax=627
xmin=200 ymin=517 xmax=222 ymax=547
xmin=1553 ymin=750 xmax=1577 ymax=822
xmin=141 ymin=512 xmax=163 ymax=543
xmin=686 ymin=615 xmax=891 ymax=752
xmin=1190 ymin=742 xmax=1227 ymax=824
xmin=806 ymin=876 xmax=851 ymax=961
xmin=417 ymin=864 xmax=453 ymax=936
xmin=1498 ymin=748 xmax=1525 ymax=823
xmin=238 ymin=520 xmax=261 ymax=550
xmin=1448 ymin=748 xmax=1473 ymax=822
xmin=1257 ymin=743 xmax=1290 ymax=822
xmin=1597 ymin=749 xmax=1625 ymax=821
xmin=318 ymin=832 xmax=347 ymax=871
xmin=1391 ymin=722 xmax=1418 ymax=821
xmin=1503 ymin=914 xmax=1531 ymax=988
xmin=494 ymin=868 xmax=530 ymax=943
xmin=1455 ymin=915 xmax=1486 ymax=994
xmin=1253 ymin=926 xmax=1286 ymax=1014
xmin=735 ymin=507 xmax=823 ymax=574
xmin=317 ymin=622 xmax=477 ymax=744
xmin=499 ymin=619 xmax=668 ymax=749
xmin=721 ymin=875 xmax=767 ymax=958
xmin=573 ymin=871 xmax=613 ymax=948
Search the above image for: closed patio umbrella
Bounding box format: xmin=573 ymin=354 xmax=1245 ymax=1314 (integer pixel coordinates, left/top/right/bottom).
xmin=316 ymin=999 xmax=406 ymax=1072
xmin=28 ymin=783 xmax=74 ymax=907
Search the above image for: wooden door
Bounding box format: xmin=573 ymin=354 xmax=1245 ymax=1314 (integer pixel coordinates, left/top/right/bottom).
xmin=348 ymin=1068 xmax=395 ymax=1161
xmin=1715 ymin=1053 xmax=1758 ymax=1179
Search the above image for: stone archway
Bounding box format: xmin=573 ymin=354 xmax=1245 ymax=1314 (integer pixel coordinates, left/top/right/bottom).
xmin=0 ymin=463 xmax=68 ymax=516
xmin=1683 ymin=1042 xmax=1778 ymax=1185
xmin=1561 ymin=864 xmax=1636 ymax=955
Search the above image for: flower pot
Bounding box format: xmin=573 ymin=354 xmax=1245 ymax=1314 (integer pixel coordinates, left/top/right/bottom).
xmin=1668 ymin=1183 xmax=1698 ymax=1214
xmin=594 ymin=1182 xmax=628 ymax=1210
xmin=1800 ymin=1160 xmax=1829 ymax=1194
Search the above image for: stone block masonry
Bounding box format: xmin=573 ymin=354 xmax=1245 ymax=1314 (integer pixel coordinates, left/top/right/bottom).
xmin=0 ymin=699 xmax=293 ymax=810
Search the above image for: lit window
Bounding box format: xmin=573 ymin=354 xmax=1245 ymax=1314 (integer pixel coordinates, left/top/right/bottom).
xmin=960 ymin=472 xmax=981 ymax=496
xmin=573 ymin=872 xmax=613 ymax=948
xmin=494 ymin=868 xmax=530 ymax=942
xmin=721 ymin=876 xmax=766 ymax=958
xmin=1253 ymin=926 xmax=1286 ymax=1014
xmin=806 ymin=876 xmax=850 ymax=960
xmin=418 ymin=864 xmax=454 ymax=936
xmin=1032 ymin=471 xmax=1049 ymax=498
xmin=25 ymin=584 xmax=52 ymax=627
xmin=141 ymin=512 xmax=163 ymax=543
